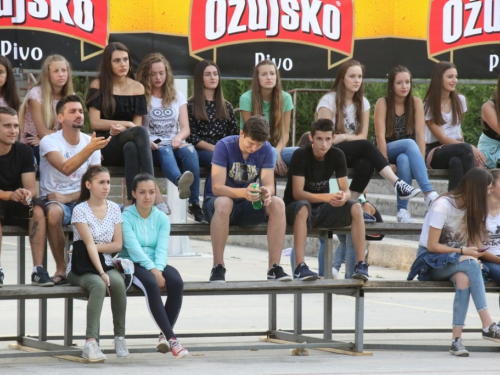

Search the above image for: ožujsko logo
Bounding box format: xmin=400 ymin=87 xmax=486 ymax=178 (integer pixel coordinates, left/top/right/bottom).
xmin=428 ymin=0 xmax=500 ymax=61
xmin=0 ymin=0 xmax=109 ymax=60
xmin=189 ymin=0 xmax=354 ymax=69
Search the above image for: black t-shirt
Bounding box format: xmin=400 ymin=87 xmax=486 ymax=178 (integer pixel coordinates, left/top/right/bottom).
xmin=283 ymin=145 xmax=347 ymax=207
xmin=0 ymin=142 xmax=35 ymax=192
xmin=482 ymin=99 xmax=500 ymax=141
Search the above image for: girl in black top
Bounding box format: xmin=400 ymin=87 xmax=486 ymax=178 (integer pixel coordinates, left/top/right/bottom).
xmin=478 ymin=74 xmax=500 ymax=168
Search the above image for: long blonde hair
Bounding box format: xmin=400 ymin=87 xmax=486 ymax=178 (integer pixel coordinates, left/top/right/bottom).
xmin=136 ymin=53 xmax=176 ymax=107
xmin=19 ymin=55 xmax=73 ymax=132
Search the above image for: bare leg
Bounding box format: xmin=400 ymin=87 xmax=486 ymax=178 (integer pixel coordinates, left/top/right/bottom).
xmin=210 ymin=197 xmax=233 ymax=266
xmin=266 ymin=197 xmax=286 ymax=267
xmin=29 ymin=205 xmax=47 ymax=267
xmin=293 ymin=205 xmax=309 ymax=266
xmin=45 ymin=204 xmax=67 ymax=276
xmin=350 ymin=202 xmax=366 ymax=263
xmin=378 ymin=165 xmax=399 ymax=185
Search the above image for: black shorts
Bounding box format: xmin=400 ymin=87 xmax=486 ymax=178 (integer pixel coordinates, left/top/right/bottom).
xmin=285 ymin=200 xmax=354 ymax=229
xmin=0 ymin=197 xmax=44 ymax=229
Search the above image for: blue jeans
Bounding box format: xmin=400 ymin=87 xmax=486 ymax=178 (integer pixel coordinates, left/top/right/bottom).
xmin=290 ymin=234 xmax=356 ymax=278
xmin=196 ymin=149 xmax=213 ymax=169
xmin=482 ymin=259 xmax=500 ymax=285
xmin=428 ymin=253 xmax=488 ymax=327
xmin=272 ymin=147 xmax=299 ymax=167
xmin=387 ymin=139 xmax=434 ymax=211
xmin=152 ymin=144 xmax=200 ymax=204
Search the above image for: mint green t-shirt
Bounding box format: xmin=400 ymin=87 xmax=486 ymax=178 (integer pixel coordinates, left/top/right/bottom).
xmin=238 ymin=90 xmax=294 ymax=130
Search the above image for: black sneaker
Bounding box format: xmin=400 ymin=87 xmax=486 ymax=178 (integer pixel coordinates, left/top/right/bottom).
xmin=210 ymin=264 xmax=226 ymax=283
xmin=394 ymin=179 xmax=421 ymax=201
xmin=267 ymin=264 xmax=292 ymax=281
xmin=483 ymin=323 xmax=500 ymax=343
xmin=188 ymin=203 xmax=207 ymax=223
xmin=31 ymin=266 xmax=55 ymax=287
xmin=0 ymin=268 xmax=3 ymax=287
xmin=449 ymin=337 xmax=469 ymax=357
xmin=293 ymin=262 xmax=319 ymax=281
xmin=177 ymin=171 xmax=194 ymax=200
xmin=353 ymin=261 xmax=369 ymax=281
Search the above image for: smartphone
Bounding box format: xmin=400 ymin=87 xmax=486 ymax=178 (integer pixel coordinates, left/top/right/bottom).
xmin=154 ymin=138 xmax=162 ymax=144
xmin=25 ymin=133 xmax=34 ymax=138
xmin=478 ymin=247 xmax=490 ymax=253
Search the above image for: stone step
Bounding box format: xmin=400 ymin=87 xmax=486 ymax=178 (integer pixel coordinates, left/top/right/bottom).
xmin=366 ymin=178 xmax=449 ymax=195
xmin=368 ymin=193 xmax=429 ymax=219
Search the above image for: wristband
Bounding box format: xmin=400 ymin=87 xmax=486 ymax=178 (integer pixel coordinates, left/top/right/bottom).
xmin=460 ymin=247 xmax=463 ymax=255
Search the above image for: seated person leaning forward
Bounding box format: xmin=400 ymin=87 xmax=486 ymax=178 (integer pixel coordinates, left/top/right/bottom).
xmin=284 ymin=119 xmax=369 ymax=281
xmin=202 ymin=115 xmax=292 ymax=283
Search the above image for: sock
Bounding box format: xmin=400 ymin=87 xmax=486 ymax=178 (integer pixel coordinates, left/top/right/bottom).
xmin=33 ymin=265 xmax=43 ymax=273
xmin=483 ymin=325 xmax=492 ymax=332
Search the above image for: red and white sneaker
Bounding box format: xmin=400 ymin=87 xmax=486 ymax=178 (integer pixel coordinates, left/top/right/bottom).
xmin=168 ymin=338 xmax=188 ymax=359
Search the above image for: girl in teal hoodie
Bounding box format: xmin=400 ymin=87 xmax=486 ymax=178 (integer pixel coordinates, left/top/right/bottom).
xmin=120 ymin=173 xmax=188 ymax=358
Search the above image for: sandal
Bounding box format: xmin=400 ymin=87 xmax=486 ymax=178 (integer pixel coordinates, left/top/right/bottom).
xmin=52 ymin=274 xmax=69 ymax=285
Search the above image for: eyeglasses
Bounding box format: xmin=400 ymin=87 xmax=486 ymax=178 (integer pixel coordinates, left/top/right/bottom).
xmin=240 ymin=162 xmax=248 ymax=183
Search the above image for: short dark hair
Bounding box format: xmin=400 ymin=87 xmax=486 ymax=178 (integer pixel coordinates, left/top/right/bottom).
xmin=56 ymin=95 xmax=83 ymax=115
xmin=0 ymin=107 xmax=18 ymax=117
xmin=242 ymin=115 xmax=270 ymax=142
xmin=310 ymin=119 xmax=334 ymax=136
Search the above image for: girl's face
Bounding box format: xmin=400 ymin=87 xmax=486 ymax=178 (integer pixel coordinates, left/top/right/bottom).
xmin=110 ymin=50 xmax=130 ymax=77
xmin=203 ymin=65 xmax=219 ymax=91
xmin=49 ymin=61 xmax=68 ymax=89
xmin=442 ymin=68 xmax=458 ymax=93
xmin=0 ymin=63 xmax=7 ymax=89
xmin=85 ymin=172 xmax=111 ymax=200
xmin=343 ymin=65 xmax=363 ymax=93
xmin=393 ymin=72 xmax=411 ymax=98
xmin=257 ymin=64 xmax=277 ymax=90
xmin=132 ymin=180 xmax=156 ymax=209
xmin=150 ymin=62 xmax=166 ymax=89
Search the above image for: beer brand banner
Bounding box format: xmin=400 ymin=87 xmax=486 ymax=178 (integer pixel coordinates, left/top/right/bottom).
xmin=0 ymin=0 xmax=500 ymax=78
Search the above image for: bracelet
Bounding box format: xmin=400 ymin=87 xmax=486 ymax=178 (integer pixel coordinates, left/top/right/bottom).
xmin=460 ymin=247 xmax=463 ymax=255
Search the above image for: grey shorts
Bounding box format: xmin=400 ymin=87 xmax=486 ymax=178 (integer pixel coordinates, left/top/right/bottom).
xmin=285 ymin=200 xmax=354 ymax=229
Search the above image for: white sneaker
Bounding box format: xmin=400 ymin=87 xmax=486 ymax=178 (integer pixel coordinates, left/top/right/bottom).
xmin=82 ymin=341 xmax=107 ymax=362
xmin=396 ymin=208 xmax=414 ymax=223
xmin=114 ymin=336 xmax=129 ymax=358
xmin=424 ymin=191 xmax=439 ymax=208
xmin=331 ymin=268 xmax=340 ymax=280
xmin=156 ymin=334 xmax=170 ymax=353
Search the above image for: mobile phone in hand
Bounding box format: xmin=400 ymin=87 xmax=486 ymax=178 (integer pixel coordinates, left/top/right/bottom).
xmin=478 ymin=247 xmax=490 ymax=253
xmin=154 ymin=139 xmax=161 ymax=144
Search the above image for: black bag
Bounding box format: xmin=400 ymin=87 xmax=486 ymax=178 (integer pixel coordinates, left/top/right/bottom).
xmin=70 ymin=240 xmax=114 ymax=275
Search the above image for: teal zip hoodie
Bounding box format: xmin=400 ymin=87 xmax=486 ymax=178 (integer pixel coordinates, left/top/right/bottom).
xmin=120 ymin=204 xmax=170 ymax=271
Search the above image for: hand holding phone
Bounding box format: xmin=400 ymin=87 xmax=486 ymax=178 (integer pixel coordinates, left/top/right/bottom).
xmin=478 ymin=247 xmax=490 ymax=253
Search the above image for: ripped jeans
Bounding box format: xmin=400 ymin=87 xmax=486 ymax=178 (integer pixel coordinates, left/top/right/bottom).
xmin=428 ymin=252 xmax=488 ymax=327
xmin=153 ymin=144 xmax=200 ymax=204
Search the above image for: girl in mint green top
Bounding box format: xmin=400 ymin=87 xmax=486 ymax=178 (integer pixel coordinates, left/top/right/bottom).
xmin=239 ymin=59 xmax=296 ymax=176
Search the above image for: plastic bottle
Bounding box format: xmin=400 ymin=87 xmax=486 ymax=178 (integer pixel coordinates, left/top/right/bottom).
xmin=252 ymin=183 xmax=262 ymax=210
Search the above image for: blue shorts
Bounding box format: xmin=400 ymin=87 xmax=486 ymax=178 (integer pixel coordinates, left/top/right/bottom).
xmin=44 ymin=200 xmax=76 ymax=226
xmin=203 ymin=197 xmax=267 ymax=226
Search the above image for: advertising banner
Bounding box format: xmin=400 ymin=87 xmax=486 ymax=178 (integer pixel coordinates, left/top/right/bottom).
xmin=0 ymin=0 xmax=500 ymax=78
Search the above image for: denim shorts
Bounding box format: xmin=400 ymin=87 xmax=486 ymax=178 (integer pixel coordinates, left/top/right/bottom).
xmin=44 ymin=200 xmax=76 ymax=226
xmin=203 ymin=197 xmax=267 ymax=225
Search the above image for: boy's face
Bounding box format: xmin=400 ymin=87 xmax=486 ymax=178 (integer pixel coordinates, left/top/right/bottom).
xmin=239 ymin=130 xmax=264 ymax=154
xmin=309 ymin=130 xmax=333 ymax=155
xmin=0 ymin=114 xmax=19 ymax=146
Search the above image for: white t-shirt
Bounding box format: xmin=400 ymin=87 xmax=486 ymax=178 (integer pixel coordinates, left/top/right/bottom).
xmin=419 ymin=196 xmax=467 ymax=249
xmin=483 ymin=213 xmax=500 ymax=256
xmin=142 ymin=91 xmax=187 ymax=146
xmin=316 ymin=91 xmax=370 ymax=134
xmin=39 ymin=130 xmax=101 ymax=197
xmin=424 ymin=94 xmax=467 ymax=144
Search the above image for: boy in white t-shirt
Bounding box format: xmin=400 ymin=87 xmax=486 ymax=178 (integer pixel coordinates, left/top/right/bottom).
xmin=39 ymin=95 xmax=109 ymax=284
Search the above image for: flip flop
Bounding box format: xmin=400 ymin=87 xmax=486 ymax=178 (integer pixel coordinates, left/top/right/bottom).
xmin=52 ymin=274 xmax=69 ymax=285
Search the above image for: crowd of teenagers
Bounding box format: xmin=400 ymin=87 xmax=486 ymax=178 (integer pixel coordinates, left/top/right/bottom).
xmin=2 ymin=41 xmax=500 ymax=359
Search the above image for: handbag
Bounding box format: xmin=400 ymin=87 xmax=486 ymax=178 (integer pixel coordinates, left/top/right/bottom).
xmin=70 ymin=240 xmax=114 ymax=276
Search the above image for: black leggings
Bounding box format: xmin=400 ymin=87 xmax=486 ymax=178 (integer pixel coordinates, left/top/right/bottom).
xmin=429 ymin=143 xmax=475 ymax=191
xmin=133 ymin=264 xmax=184 ymax=339
xmin=100 ymin=126 xmax=154 ymax=200
xmin=336 ymin=140 xmax=389 ymax=193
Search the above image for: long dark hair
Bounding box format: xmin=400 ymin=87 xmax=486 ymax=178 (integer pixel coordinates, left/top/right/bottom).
xmin=385 ymin=65 xmax=415 ymax=138
xmin=0 ymin=56 xmax=20 ymax=112
xmin=78 ymin=166 xmax=110 ymax=203
xmin=86 ymin=42 xmax=135 ymax=119
xmin=423 ymin=61 xmax=463 ymax=126
xmin=131 ymin=173 xmax=156 ymax=204
xmin=190 ymin=59 xmax=229 ymax=122
xmin=443 ymin=167 xmax=493 ymax=246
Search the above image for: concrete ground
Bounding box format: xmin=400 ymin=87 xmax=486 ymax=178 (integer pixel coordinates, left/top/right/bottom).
xmin=1 ymin=238 xmax=500 ymax=374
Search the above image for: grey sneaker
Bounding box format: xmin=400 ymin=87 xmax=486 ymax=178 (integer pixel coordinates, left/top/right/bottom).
xmin=0 ymin=268 xmax=3 ymax=287
xmin=483 ymin=323 xmax=500 ymax=343
xmin=157 ymin=334 xmax=170 ymax=353
xmin=177 ymin=171 xmax=194 ymax=199
xmin=155 ymin=202 xmax=171 ymax=215
xmin=82 ymin=341 xmax=107 ymax=362
xmin=396 ymin=208 xmax=414 ymax=224
xmin=114 ymin=336 xmax=129 ymax=358
xmin=449 ymin=337 xmax=469 ymax=357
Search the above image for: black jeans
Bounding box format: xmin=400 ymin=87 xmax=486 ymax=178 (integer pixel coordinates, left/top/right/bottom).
xmin=336 ymin=140 xmax=389 ymax=193
xmin=100 ymin=126 xmax=154 ymax=200
xmin=132 ymin=264 xmax=184 ymax=339
xmin=429 ymin=143 xmax=475 ymax=191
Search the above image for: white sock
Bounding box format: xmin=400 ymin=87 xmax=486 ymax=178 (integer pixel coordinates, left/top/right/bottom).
xmin=33 ymin=266 xmax=43 ymax=273
xmin=483 ymin=325 xmax=492 ymax=332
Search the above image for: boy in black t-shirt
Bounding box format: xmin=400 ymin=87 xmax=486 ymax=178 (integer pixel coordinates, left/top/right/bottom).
xmin=0 ymin=107 xmax=53 ymax=287
xmin=284 ymin=119 xmax=369 ymax=280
